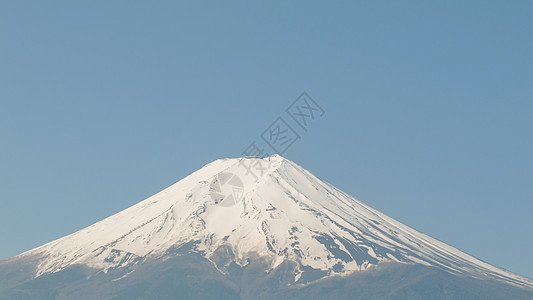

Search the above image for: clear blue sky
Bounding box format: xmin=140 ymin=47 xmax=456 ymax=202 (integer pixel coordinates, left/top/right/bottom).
xmin=1 ymin=1 xmax=532 ymax=278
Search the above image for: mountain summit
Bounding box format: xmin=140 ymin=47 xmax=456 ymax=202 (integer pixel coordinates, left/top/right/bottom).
xmin=1 ymin=156 xmax=532 ymax=299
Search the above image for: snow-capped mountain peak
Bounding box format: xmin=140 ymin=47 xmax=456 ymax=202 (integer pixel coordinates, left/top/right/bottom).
xmin=17 ymin=156 xmax=533 ymax=289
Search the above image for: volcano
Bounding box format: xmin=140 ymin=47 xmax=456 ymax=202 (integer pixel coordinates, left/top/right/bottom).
xmin=1 ymin=155 xmax=532 ymax=299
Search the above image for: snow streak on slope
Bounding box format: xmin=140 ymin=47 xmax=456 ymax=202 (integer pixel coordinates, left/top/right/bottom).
xmin=17 ymin=155 xmax=533 ymax=288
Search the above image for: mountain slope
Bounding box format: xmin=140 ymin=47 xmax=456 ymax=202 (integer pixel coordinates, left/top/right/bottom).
xmin=1 ymin=155 xmax=532 ymax=299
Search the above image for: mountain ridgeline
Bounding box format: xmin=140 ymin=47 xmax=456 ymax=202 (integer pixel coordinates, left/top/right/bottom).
xmin=1 ymin=156 xmax=532 ymax=299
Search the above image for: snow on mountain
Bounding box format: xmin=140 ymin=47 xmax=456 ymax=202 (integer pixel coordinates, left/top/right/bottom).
xmin=16 ymin=155 xmax=533 ymax=288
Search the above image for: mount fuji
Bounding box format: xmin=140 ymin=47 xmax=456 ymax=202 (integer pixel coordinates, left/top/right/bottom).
xmin=1 ymin=155 xmax=532 ymax=299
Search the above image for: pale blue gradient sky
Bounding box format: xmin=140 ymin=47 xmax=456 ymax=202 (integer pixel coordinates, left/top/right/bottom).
xmin=1 ymin=1 xmax=532 ymax=278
